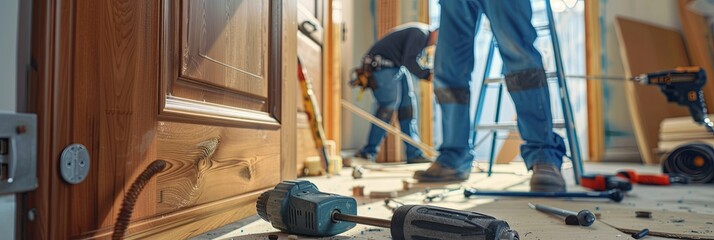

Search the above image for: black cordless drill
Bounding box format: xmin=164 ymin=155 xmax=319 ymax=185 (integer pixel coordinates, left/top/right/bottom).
xmin=257 ymin=180 xmax=519 ymax=240
xmin=632 ymin=67 xmax=714 ymax=132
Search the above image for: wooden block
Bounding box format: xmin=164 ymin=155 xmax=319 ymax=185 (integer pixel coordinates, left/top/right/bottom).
xmin=615 ymin=17 xmax=691 ymax=164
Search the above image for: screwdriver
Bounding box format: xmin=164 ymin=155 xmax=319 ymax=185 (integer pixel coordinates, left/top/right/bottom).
xmin=332 ymin=205 xmax=519 ymax=240
xmin=528 ymin=203 xmax=595 ymax=227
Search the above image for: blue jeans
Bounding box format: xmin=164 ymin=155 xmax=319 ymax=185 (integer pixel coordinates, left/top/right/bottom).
xmin=359 ymin=67 xmax=424 ymax=161
xmin=433 ymin=0 xmax=566 ymax=173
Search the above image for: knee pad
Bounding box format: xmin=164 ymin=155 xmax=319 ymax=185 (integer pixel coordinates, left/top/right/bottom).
xmin=398 ymin=106 xmax=414 ymax=121
xmin=434 ymin=88 xmax=470 ymax=104
xmin=504 ymin=68 xmax=547 ymax=92
xmin=375 ymin=107 xmax=395 ymax=122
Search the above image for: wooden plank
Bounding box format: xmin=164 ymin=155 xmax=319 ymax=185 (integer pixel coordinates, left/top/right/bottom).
xmin=418 ymin=0 xmax=434 ymax=153
xmin=615 ymin=17 xmax=691 ymax=164
xmin=418 ymin=80 xmax=434 ymax=151
xmin=376 ymin=0 xmax=400 ymax=38
xmin=585 ymin=0 xmax=605 ymax=162
xmin=679 ymin=0 xmax=714 ymax=110
xmin=280 ymin=0 xmax=298 ymax=181
xmin=375 ymin=0 xmax=402 ymax=162
xmin=24 ymin=0 xmax=54 ymax=237
xmin=324 ymin=0 xmax=342 ymax=154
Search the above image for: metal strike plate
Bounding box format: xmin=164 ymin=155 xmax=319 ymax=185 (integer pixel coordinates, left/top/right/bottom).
xmin=0 ymin=112 xmax=38 ymax=194
xmin=60 ymin=144 xmax=90 ymax=184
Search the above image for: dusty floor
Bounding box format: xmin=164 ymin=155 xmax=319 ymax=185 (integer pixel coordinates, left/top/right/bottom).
xmin=191 ymin=161 xmax=714 ymax=240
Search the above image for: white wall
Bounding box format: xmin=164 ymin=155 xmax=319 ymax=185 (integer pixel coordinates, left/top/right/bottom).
xmin=341 ymin=0 xmax=377 ymax=150
xmin=599 ymin=0 xmax=681 ymax=161
xmin=0 ymin=0 xmax=20 ymax=239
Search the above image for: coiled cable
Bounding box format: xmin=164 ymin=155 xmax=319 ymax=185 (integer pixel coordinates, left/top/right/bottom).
xmin=112 ymin=160 xmax=167 ymax=240
xmin=663 ymin=143 xmax=714 ymax=184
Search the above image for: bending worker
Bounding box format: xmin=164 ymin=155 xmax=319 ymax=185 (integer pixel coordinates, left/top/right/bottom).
xmin=352 ymin=22 xmax=438 ymax=164
xmin=414 ymin=0 xmax=567 ymax=192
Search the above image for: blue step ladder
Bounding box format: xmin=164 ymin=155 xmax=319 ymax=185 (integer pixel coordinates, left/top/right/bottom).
xmin=473 ymin=0 xmax=584 ymax=184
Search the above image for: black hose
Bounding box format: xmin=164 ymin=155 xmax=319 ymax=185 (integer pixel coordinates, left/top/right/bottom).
xmin=112 ymin=160 xmax=167 ymax=240
xmin=663 ymin=143 xmax=714 ymax=184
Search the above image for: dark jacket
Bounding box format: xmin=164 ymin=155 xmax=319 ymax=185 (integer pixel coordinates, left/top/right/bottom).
xmin=367 ymin=22 xmax=431 ymax=79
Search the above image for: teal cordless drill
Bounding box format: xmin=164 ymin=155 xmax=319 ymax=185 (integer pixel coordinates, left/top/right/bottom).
xmin=257 ymin=180 xmax=519 ymax=239
xmin=632 ymin=66 xmax=714 ymax=132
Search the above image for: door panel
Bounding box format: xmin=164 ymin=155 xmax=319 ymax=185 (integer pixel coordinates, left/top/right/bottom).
xmin=155 ymin=122 xmax=281 ymax=213
xmin=26 ymin=0 xmax=296 ymax=239
xmin=165 ymin=0 xmax=274 ymax=119
xmin=181 ymin=0 xmax=268 ymax=99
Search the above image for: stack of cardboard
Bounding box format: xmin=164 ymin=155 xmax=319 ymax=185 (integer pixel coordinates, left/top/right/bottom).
xmin=658 ymin=115 xmax=714 ymax=152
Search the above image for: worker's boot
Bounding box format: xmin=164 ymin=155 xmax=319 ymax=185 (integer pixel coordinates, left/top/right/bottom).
xmin=413 ymin=162 xmax=469 ymax=182
xmin=529 ymin=164 xmax=566 ymax=192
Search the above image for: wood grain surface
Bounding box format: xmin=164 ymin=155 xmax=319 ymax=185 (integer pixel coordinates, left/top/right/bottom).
xmin=678 ymin=0 xmax=714 ymax=110
xmin=155 ymin=122 xmax=281 ymax=213
xmin=25 ymin=0 xmax=296 ymax=239
xmin=615 ymin=17 xmax=691 ymax=164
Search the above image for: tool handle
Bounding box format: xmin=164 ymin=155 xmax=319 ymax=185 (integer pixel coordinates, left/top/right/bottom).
xmin=580 ymin=175 xmax=608 ymax=191
xmin=635 ymin=175 xmax=671 ymax=185
xmin=617 ymin=170 xmax=671 ymax=185
xmin=390 ymin=205 xmax=518 ymax=240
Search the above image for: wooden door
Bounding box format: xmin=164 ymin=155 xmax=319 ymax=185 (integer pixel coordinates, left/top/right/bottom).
xmin=25 ymin=0 xmax=296 ymax=239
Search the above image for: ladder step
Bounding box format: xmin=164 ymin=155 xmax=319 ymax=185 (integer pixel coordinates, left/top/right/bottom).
xmin=534 ymin=24 xmax=550 ymax=31
xmin=476 ymin=120 xmax=566 ymax=131
xmin=484 ymin=72 xmax=558 ymax=84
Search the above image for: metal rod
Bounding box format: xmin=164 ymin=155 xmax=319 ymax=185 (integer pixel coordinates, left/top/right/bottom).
xmin=341 ymin=100 xmax=439 ymax=156
xmin=565 ymin=75 xmax=629 ymax=81
xmin=332 ymin=212 xmax=391 ymax=228
xmin=528 ymin=202 xmax=576 ymax=217
xmin=464 ymin=189 xmax=624 ymax=202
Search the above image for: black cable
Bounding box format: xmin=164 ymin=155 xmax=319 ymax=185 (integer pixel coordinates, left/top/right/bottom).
xmin=112 ymin=160 xmax=167 ymax=240
xmin=663 ymin=143 xmax=714 ymax=184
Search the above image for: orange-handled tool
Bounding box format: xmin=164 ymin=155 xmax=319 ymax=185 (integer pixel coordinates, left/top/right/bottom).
xmin=616 ymin=170 xmax=689 ymax=185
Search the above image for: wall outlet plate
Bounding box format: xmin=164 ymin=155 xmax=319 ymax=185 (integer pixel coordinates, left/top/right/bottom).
xmin=60 ymin=144 xmax=90 ymax=184
xmin=0 ymin=112 xmax=38 ymax=194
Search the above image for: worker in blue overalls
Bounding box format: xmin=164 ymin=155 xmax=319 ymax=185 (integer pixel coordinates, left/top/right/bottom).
xmin=353 ymin=22 xmax=438 ymax=164
xmin=413 ymin=0 xmax=567 ymax=192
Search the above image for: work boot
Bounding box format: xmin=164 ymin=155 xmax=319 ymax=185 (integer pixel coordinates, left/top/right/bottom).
xmin=353 ymin=151 xmax=375 ymax=162
xmin=406 ymin=155 xmax=433 ymax=164
xmin=413 ymin=162 xmax=469 ymax=182
xmin=529 ymin=164 xmax=566 ymax=192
